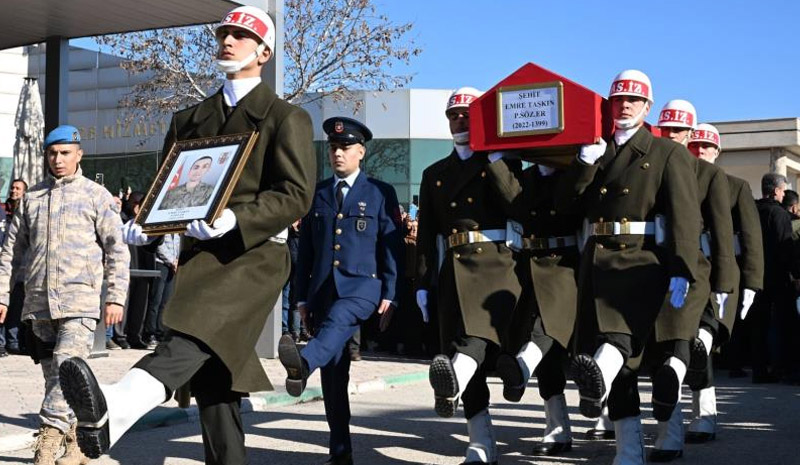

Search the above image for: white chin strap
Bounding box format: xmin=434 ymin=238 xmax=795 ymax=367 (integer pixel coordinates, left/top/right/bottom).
xmin=614 ymin=102 xmax=649 ymax=130
xmin=453 ymin=131 xmax=470 ymax=145
xmin=216 ymin=43 xmax=266 ymax=74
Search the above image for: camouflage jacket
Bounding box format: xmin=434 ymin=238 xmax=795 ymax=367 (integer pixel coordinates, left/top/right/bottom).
xmin=0 ymin=167 xmax=130 ymax=320
xmin=158 ymin=182 xmax=214 ymax=210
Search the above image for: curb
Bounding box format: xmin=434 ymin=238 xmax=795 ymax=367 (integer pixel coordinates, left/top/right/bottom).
xmin=0 ymin=369 xmax=428 ymax=453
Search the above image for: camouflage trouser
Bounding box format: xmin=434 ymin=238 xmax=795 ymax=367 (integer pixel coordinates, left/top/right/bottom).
xmin=31 ymin=318 xmax=96 ymax=433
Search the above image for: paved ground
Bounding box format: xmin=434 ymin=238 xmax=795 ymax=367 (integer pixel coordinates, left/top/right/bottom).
xmin=1 ymin=348 xmax=798 ymax=464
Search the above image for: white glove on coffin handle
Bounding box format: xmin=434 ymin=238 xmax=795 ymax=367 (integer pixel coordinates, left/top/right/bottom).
xmin=185 ymin=208 xmax=237 ymax=240
xmin=578 ymin=139 xmax=607 ymax=165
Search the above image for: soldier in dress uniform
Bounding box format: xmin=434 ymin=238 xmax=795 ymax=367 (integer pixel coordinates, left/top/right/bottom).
xmin=277 ymin=116 xmax=402 ymax=465
xmin=684 ymin=123 xmax=764 ymax=443
xmin=486 ymin=161 xmax=581 ymax=457
xmin=58 ymin=6 xmax=317 ymax=464
xmin=558 ymin=70 xmax=701 ymax=465
xmin=158 ymin=155 xmax=215 ymax=210
xmin=642 ymin=103 xmax=736 ymax=462
xmin=416 ymin=87 xmax=522 ymax=465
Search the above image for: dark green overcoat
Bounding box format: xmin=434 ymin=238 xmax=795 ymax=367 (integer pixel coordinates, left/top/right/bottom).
xmin=486 ymin=162 xmax=581 ymax=350
xmin=655 ymin=158 xmax=736 ymax=341
xmin=556 ymin=128 xmax=701 ymax=355
xmin=161 ymin=84 xmax=316 ymax=393
xmin=416 ymin=151 xmax=522 ymax=350
xmin=716 ymin=174 xmax=764 ymax=340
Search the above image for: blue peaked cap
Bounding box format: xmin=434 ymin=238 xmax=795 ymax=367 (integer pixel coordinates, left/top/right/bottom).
xmin=44 ymin=125 xmax=81 ymax=148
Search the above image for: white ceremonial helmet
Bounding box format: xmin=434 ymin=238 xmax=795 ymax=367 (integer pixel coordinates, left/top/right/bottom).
xmin=217 ymin=5 xmax=276 ymax=51
xmin=658 ymin=99 xmax=697 ymax=129
xmin=446 ymin=87 xmax=483 ymax=113
xmin=690 ymin=123 xmax=721 ymax=149
xmin=609 ymin=69 xmax=654 ymax=103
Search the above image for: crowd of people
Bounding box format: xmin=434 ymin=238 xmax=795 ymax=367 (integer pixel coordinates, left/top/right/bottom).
xmin=0 ymin=4 xmax=798 ymax=465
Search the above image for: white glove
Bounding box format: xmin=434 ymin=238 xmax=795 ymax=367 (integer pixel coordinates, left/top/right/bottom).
xmin=186 ymin=208 xmax=237 ymax=240
xmin=416 ymin=289 xmax=429 ymax=323
xmin=714 ymin=292 xmax=729 ymax=319
xmin=488 ymin=151 xmax=504 ymax=163
xmin=740 ymin=288 xmax=756 ymax=320
xmin=537 ymin=164 xmax=556 ymax=177
xmin=121 ymin=219 xmax=155 ymax=246
xmin=578 ymin=139 xmax=607 ymax=165
xmin=669 ymin=276 xmax=690 ymax=309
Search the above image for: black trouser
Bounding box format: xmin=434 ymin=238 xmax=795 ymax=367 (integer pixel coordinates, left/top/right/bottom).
xmin=124 ymin=276 xmax=151 ymax=343
xmin=746 ymin=292 xmax=777 ymax=377
xmin=144 ymin=263 xmax=174 ymax=340
xmin=608 ymin=338 xmax=689 ymax=421
xmin=135 ymin=332 xmax=246 ymax=465
xmin=528 ymin=314 xmax=566 ymax=400
xmin=451 ymin=335 xmax=500 ymax=419
xmin=692 ymin=307 xmax=719 ymax=390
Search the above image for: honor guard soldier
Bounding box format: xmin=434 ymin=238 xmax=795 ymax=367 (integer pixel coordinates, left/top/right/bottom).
xmin=278 ymin=117 xmax=402 ymax=465
xmin=487 ymin=160 xmax=581 ymax=457
xmin=0 ymin=126 xmax=130 ymax=465
xmin=685 ymin=123 xmax=764 ymax=443
xmin=559 ymin=70 xmax=701 ymax=465
xmin=59 ymin=6 xmax=317 ymax=464
xmin=416 ymin=87 xmax=522 ymax=465
xmin=647 ymin=102 xmax=736 ymax=462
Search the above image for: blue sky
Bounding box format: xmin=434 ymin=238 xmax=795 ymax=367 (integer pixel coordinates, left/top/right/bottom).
xmin=375 ymin=0 xmax=800 ymax=123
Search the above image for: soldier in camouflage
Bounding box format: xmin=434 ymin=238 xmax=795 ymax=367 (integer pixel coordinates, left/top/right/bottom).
xmin=0 ymin=125 xmax=130 ymax=465
xmin=158 ymin=155 xmax=215 ymax=210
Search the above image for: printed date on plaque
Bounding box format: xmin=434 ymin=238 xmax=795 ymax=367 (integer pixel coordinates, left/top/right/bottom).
xmin=497 ymin=82 xmax=564 ymax=137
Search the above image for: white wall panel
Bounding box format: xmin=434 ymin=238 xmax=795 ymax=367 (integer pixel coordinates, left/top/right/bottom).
xmin=364 ymin=90 xmax=409 ymax=139
xmin=409 ymin=89 xmax=452 ymax=139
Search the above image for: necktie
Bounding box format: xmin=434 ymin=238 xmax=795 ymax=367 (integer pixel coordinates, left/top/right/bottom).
xmin=336 ymin=180 xmax=346 ymax=211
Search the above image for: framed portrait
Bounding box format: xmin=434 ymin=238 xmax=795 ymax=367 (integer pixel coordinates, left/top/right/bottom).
xmin=136 ymin=132 xmax=259 ymax=235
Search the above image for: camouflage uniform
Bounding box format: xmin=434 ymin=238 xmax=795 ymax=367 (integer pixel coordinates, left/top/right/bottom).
xmin=158 ymin=182 xmax=214 ymax=210
xmin=0 ymin=167 xmax=130 ymax=433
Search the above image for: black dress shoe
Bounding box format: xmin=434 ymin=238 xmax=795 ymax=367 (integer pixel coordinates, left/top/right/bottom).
xmin=429 ymin=355 xmax=459 ymax=418
xmin=460 ymin=461 xmax=498 ymax=465
xmin=584 ymin=428 xmax=615 ymax=440
xmin=685 ymin=430 xmax=716 ymax=443
xmin=570 ymin=354 xmax=605 ymax=418
xmin=59 ymin=357 xmax=110 ymax=459
xmin=0 ymin=348 xmax=7 ymax=358
xmin=652 ymin=364 xmax=680 ymax=421
xmin=495 ymin=352 xmax=525 ymax=402
xmin=685 ymin=337 xmax=708 ymax=390
xmin=649 ymin=448 xmax=683 ymax=462
xmin=532 ymin=440 xmax=572 ymax=456
xmin=323 ymin=452 xmax=353 ymax=465
xmin=278 ymin=334 xmax=309 ymax=397
xmin=127 ymin=338 xmax=148 ymax=350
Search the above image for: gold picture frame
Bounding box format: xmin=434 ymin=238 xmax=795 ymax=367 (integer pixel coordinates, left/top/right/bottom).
xmin=496 ymin=81 xmax=565 ymax=137
xmin=136 ymin=131 xmax=259 ymax=235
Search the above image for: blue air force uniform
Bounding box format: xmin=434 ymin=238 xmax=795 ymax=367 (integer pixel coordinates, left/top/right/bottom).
xmin=288 ymin=117 xmax=402 ymax=462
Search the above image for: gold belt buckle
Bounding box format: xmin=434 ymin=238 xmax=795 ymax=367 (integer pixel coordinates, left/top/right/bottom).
xmin=447 ymin=232 xmax=469 ymax=249
xmin=593 ymin=222 xmax=614 ymax=236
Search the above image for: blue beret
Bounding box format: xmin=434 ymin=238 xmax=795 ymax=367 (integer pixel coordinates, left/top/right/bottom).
xmin=323 ymin=117 xmax=372 ymax=145
xmin=44 ymin=125 xmax=81 ymax=148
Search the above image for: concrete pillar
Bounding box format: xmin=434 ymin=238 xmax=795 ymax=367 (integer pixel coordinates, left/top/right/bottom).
xmin=44 ymin=36 xmax=69 ymax=135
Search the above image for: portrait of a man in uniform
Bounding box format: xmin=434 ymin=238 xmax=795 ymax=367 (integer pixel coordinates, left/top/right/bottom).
xmin=157 ymin=155 xmax=216 ymax=210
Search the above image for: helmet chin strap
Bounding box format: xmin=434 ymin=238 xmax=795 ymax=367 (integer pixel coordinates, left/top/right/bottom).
xmin=216 ymin=43 xmax=266 ymax=74
xmin=614 ymin=102 xmax=649 ymax=130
